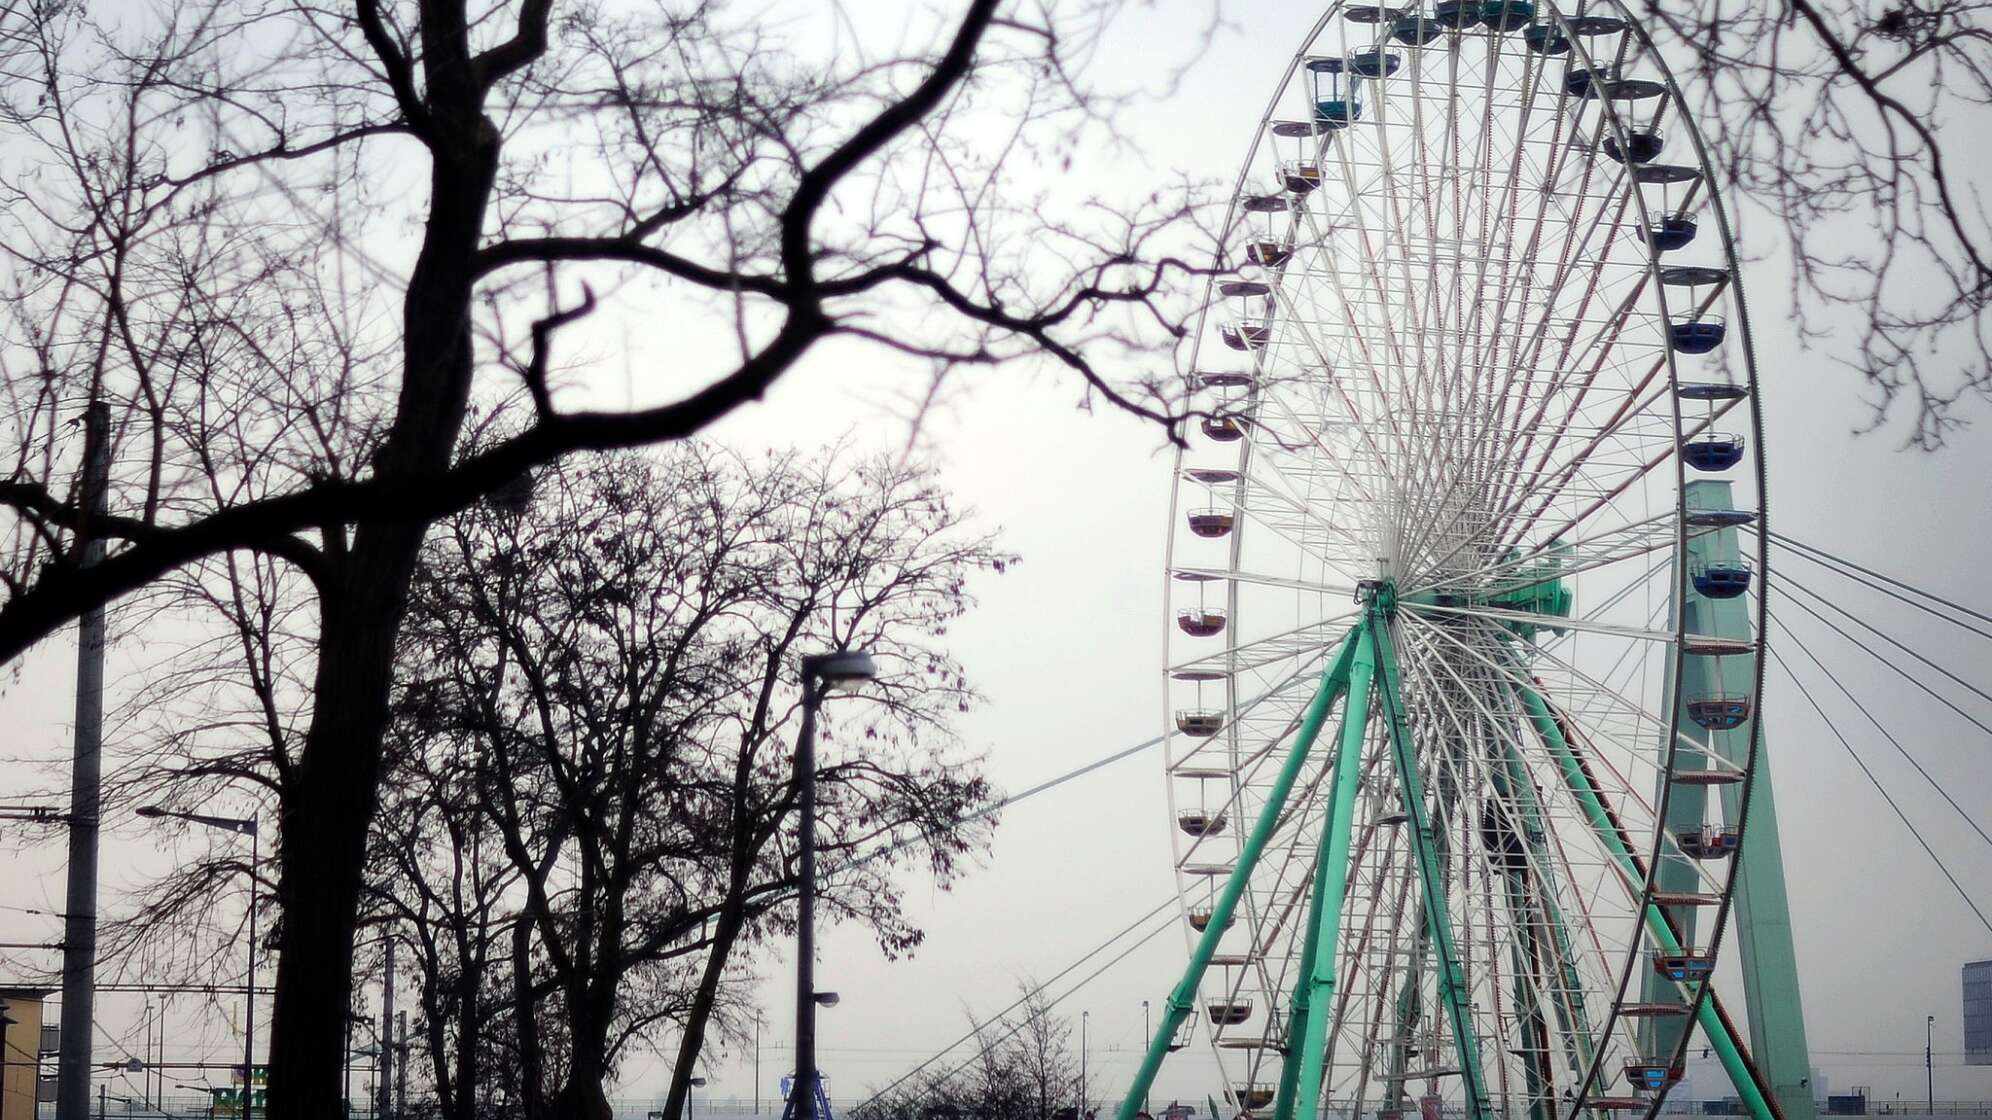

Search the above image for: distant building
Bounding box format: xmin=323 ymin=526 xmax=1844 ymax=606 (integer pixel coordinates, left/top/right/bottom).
xmin=0 ymin=987 xmax=53 ymax=1120
xmin=1967 ymin=959 xmax=1992 ymax=1066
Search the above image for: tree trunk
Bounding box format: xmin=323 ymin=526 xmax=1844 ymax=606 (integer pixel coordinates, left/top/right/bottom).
xmin=660 ymin=905 xmax=751 ymax=1120
xmin=511 ymin=913 xmax=547 ymax=1120
xmin=268 ymin=533 xmax=427 ymax=1120
xmin=551 ymin=981 xmax=616 ymax=1120
xmin=449 ymin=961 xmax=478 ymax=1120
xmin=265 ymin=112 xmax=498 ymax=1120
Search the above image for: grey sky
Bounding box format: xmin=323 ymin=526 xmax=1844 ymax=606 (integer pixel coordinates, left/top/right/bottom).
xmin=2 ymin=1 xmax=1990 ymax=1114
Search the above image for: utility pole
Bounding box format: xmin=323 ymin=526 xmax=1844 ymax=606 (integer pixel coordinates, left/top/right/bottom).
xmin=379 ymin=943 xmax=395 ymax=1120
xmin=1079 ymin=1011 xmax=1089 ymax=1120
xmin=755 ymin=1015 xmax=762 ymax=1115
xmin=244 ymin=825 xmax=258 ymax=1120
xmin=1141 ymin=1002 xmax=1149 ymax=1115
xmin=58 ymin=401 xmax=111 ymax=1120
xmin=793 ymin=681 xmax=820 ymax=1120
xmin=142 ymin=1002 xmax=153 ymax=1109
xmin=1927 ymin=1015 xmax=1935 ymax=1115
xmin=394 ymin=1012 xmax=407 ymax=1120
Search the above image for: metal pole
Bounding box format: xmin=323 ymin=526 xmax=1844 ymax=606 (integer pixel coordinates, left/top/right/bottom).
xmin=1079 ymin=1011 xmax=1088 ymax=1119
xmin=1369 ymin=614 xmax=1492 ymax=1120
xmin=1927 ymin=1016 xmax=1934 ymax=1115
xmin=394 ymin=1013 xmax=406 ymax=1120
xmin=1515 ymin=679 xmax=1778 ymax=1120
xmin=1 ymin=1007 xmax=12 ymax=1120
xmin=344 ymin=1012 xmax=354 ymax=1118
xmin=59 ymin=400 xmax=111 ymax=1120
xmin=794 ymin=684 xmax=821 ymax=1120
xmin=244 ymin=827 xmax=256 ymax=1120
xmin=379 ymin=942 xmax=394 ymax=1120
xmin=755 ymin=1016 xmax=762 ymax=1116
xmin=1140 ymin=1003 xmax=1149 ymax=1115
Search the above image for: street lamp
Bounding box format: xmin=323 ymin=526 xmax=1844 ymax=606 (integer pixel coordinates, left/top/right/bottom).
xmin=176 ymin=1085 xmax=220 ymax=1120
xmin=1141 ymin=1002 xmax=1150 ymax=1114
xmin=652 ymin=1081 xmax=709 ymax=1120
xmin=1927 ymin=1015 xmax=1936 ymax=1115
xmin=137 ymin=806 xmax=259 ymax=1120
xmin=793 ymin=649 xmax=876 ymax=1120
xmin=1079 ymin=1011 xmax=1089 ymax=1120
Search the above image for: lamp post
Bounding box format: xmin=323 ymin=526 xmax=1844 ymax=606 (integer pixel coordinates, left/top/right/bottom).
xmin=1927 ymin=1015 xmax=1935 ymax=1115
xmin=136 ymin=807 xmax=258 ymax=1120
xmin=793 ymin=649 xmax=876 ymax=1120
xmin=175 ymin=1085 xmax=218 ymax=1120
xmin=1079 ymin=1011 xmax=1089 ymax=1120
xmin=1140 ymin=1002 xmax=1150 ymax=1115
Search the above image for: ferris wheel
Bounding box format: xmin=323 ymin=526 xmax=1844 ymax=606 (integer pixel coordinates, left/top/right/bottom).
xmin=1129 ymin=5 xmax=1784 ymax=1120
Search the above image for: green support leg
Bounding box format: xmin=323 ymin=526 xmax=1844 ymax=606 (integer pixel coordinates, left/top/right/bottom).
xmin=1514 ymin=681 xmax=1776 ymax=1120
xmin=1284 ymin=623 xmax=1378 ymax=1120
xmin=1116 ymin=628 xmax=1363 ymax=1120
xmin=1269 ymin=794 xmax=1341 ymax=1120
xmin=1369 ymin=613 xmax=1495 ymax=1120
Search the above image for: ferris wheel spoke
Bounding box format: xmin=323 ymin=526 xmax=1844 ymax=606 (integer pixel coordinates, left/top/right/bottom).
xmin=1396 ymin=645 xmax=1603 ymax=1100
xmin=1284 ymin=200 xmax=1420 ymax=469
xmin=1396 ymin=273 xmax=1668 ymax=573
xmin=1399 ymin=614 xmax=1666 ymax=752
xmin=1406 ymin=507 xmax=1676 ymax=614
xmin=1410 ymin=601 xmax=1675 ymax=645
xmin=1532 ymin=390 xmax=1752 ymax=546
xmin=1168 ymin=609 xmax=1362 ymax=679
xmin=1232 ymin=400 xmax=1397 ymax=528
xmin=1176 ymin=566 xmax=1365 ymax=600
xmin=1401 ymin=632 xmax=1698 ymax=923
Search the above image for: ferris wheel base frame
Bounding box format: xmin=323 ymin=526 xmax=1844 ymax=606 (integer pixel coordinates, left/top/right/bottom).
xmin=1121 ymin=585 xmax=1784 ymax=1120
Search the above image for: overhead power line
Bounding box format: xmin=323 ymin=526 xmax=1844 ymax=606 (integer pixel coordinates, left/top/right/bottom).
xmin=855 ymin=892 xmax=1182 ymax=1110
xmin=854 ymin=658 xmax=1320 ymax=870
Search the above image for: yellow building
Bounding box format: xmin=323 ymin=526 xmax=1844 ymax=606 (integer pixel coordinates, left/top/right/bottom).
xmin=0 ymin=988 xmax=51 ymax=1120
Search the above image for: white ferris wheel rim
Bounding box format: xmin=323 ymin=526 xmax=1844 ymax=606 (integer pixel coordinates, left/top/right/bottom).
xmin=1157 ymin=2 xmax=1774 ymax=1117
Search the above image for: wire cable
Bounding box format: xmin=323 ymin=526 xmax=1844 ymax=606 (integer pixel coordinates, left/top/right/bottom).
xmin=853 ymin=892 xmax=1183 ymax=1110
xmin=1764 ymin=635 xmax=1992 ymax=937
xmin=1772 ymin=576 xmax=1992 ymax=743
xmin=1769 ymin=610 xmax=1992 ymax=854
xmin=852 ymin=658 xmax=1321 ymax=871
xmin=1767 ymin=531 xmax=1992 ymax=641
xmin=1777 ymin=567 xmax=1992 ymax=714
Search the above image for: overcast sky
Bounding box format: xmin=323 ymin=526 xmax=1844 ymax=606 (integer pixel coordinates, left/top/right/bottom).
xmin=3 ymin=2 xmax=1991 ymax=1115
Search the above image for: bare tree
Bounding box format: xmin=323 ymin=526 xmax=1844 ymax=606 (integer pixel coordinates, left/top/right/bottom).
xmin=1639 ymin=0 xmax=1992 ymax=444
xmin=853 ymin=985 xmax=1093 ymax=1120
xmin=0 ymin=1 xmax=1207 ymax=1113
xmin=369 ymin=442 xmax=1005 ymax=1120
